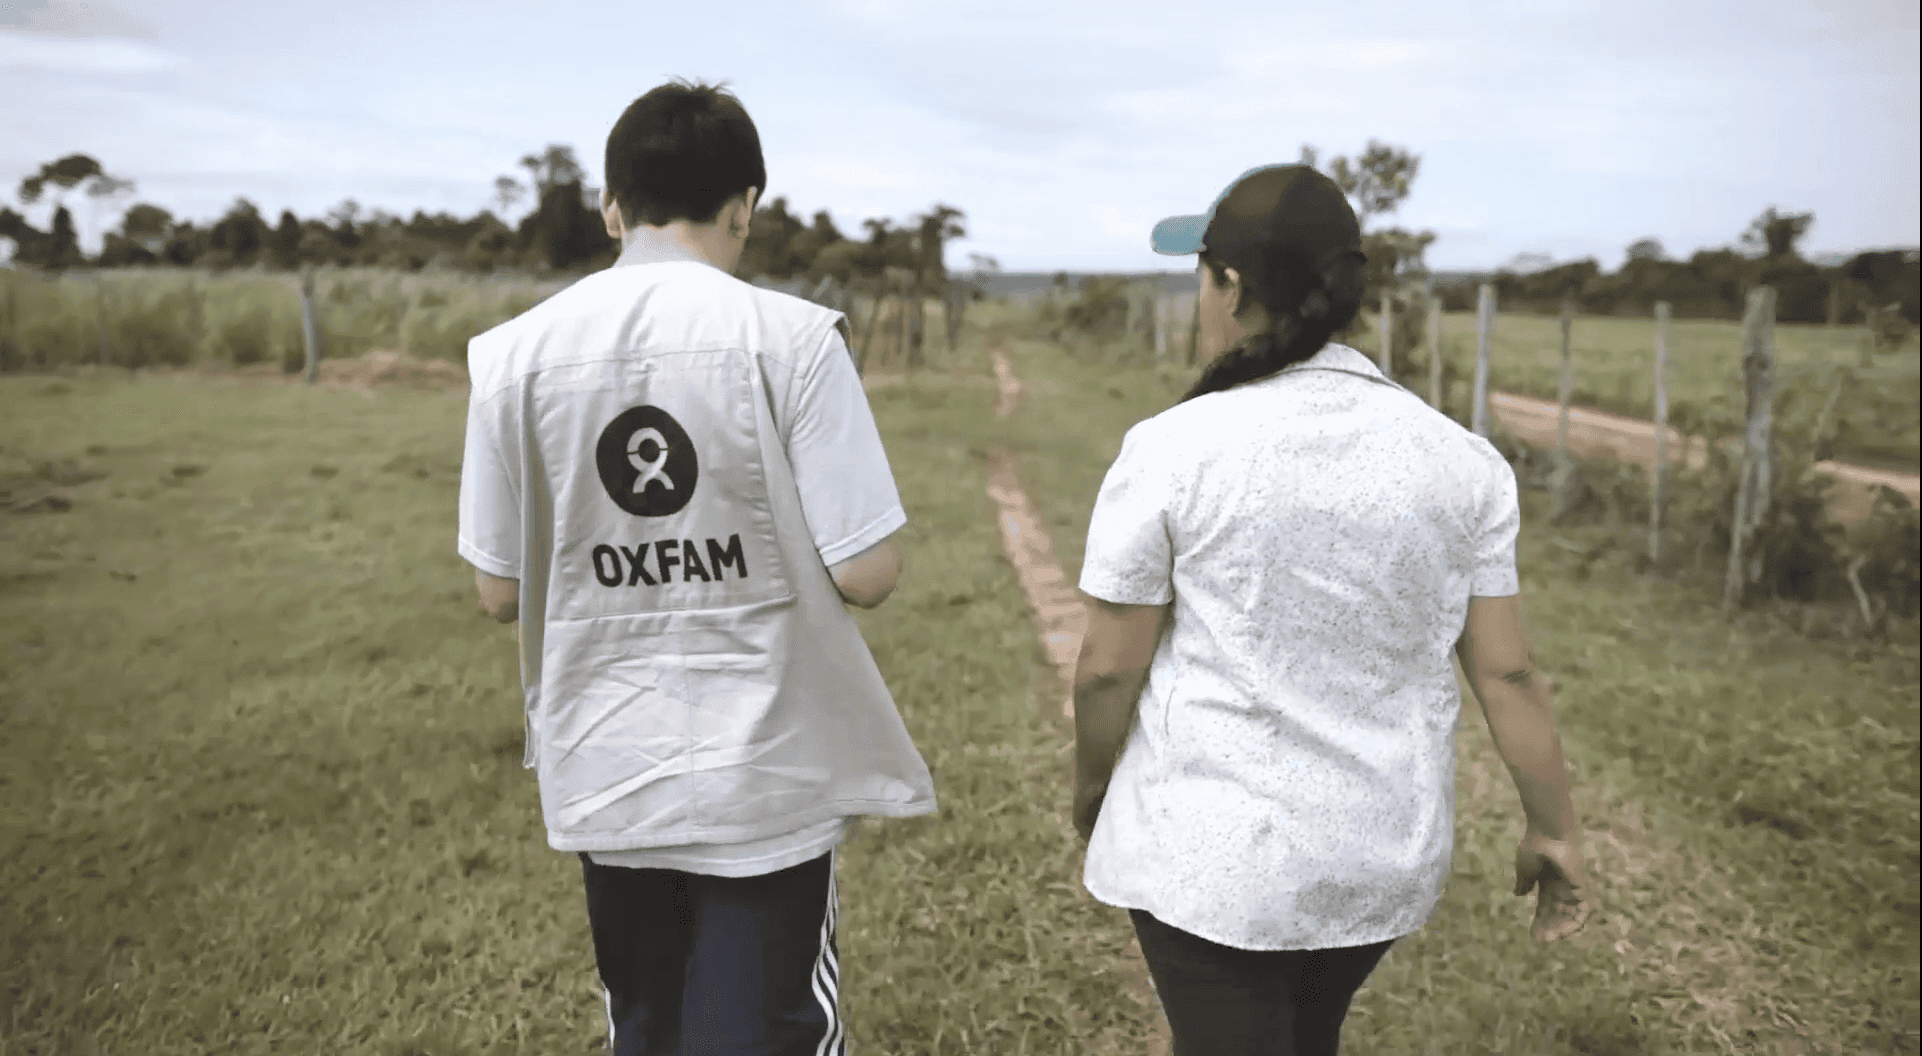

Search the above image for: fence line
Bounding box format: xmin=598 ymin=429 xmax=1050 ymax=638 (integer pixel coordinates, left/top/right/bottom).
xmin=299 ymin=268 xmax=325 ymax=384
xmin=1549 ymin=298 xmax=1575 ymax=521
xmin=1472 ymin=284 xmax=1495 ymax=437
xmin=1426 ymin=300 xmax=1442 ymax=410
xmin=1377 ymin=290 xmax=1393 ymax=375
xmin=1649 ymin=301 xmax=1672 ymax=566
xmin=1724 ymin=286 xmax=1778 ymax=611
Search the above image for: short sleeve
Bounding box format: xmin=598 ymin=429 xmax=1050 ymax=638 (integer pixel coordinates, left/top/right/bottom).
xmin=456 ymin=376 xmax=521 ymax=580
xmin=787 ymin=323 xmax=907 ymax=568
xmin=1471 ymin=450 xmax=1520 ymax=597
xmin=1078 ymin=423 xmax=1175 ymax=606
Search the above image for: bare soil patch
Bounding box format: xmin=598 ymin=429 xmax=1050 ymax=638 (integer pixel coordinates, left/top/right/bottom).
xmin=1489 ymin=391 xmax=1917 ymax=528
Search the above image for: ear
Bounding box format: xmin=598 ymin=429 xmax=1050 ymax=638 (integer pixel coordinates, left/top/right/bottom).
xmin=736 ymin=187 xmax=760 ymax=232
xmin=602 ymin=189 xmax=624 ymax=240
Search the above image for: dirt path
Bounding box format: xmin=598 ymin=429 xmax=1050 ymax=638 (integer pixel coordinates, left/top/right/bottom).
xmin=980 ymin=347 xmax=1173 ymax=1056
xmin=1488 ymin=391 xmax=1917 ymax=527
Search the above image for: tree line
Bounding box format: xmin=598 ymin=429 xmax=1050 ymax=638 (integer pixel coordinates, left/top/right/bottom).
xmin=1 ymin=145 xmax=1915 ymax=333
xmin=0 ymin=146 xmax=973 ymax=294
xmin=1440 ymin=214 xmax=1919 ymax=331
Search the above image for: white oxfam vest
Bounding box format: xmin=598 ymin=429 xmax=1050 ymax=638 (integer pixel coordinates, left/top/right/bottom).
xmin=480 ymin=261 xmax=939 ymax=854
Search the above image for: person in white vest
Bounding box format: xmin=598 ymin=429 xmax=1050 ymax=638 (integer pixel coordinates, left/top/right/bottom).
xmin=1071 ymin=162 xmax=1592 ymax=1054
xmin=459 ymin=78 xmax=932 ymax=1055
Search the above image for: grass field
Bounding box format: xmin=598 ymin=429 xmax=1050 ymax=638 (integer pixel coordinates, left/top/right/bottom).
xmin=5 ymin=265 xmax=1919 ymax=474
xmin=0 ymin=296 xmax=1916 ymax=1054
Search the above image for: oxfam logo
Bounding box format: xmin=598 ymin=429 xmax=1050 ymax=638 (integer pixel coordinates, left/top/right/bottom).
xmin=595 ymin=406 xmax=698 ymax=517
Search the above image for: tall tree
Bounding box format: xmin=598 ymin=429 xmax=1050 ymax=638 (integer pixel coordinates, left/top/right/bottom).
xmin=16 ymin=155 xmax=143 ymax=258
xmin=1 ymin=207 xmax=43 ymax=263
xmin=1325 ymin=140 xmax=1421 ymax=230
xmin=269 ymin=209 xmax=303 ymax=270
xmin=1625 ymin=237 xmax=1667 ymax=264
xmin=1742 ymin=206 xmax=1815 ymax=260
xmin=207 ymin=198 xmax=268 ymax=269
xmin=493 ymin=175 xmax=525 ymax=222
xmin=1298 ymin=140 xmax=1431 ymax=287
xmin=857 ymin=218 xmax=896 ymax=279
xmin=912 ymin=204 xmax=967 ymax=285
xmin=743 ymin=195 xmax=805 ymax=279
xmin=530 ymin=178 xmax=601 ymax=271
xmin=33 ymin=206 xmax=84 ymax=271
xmin=326 ymin=199 xmax=363 ymax=254
xmin=82 ymin=174 xmax=136 ymax=260
xmin=518 ymin=145 xmax=585 ymax=200
xmin=119 ymin=203 xmax=173 ymax=253
xmin=788 ymin=209 xmax=846 ymax=277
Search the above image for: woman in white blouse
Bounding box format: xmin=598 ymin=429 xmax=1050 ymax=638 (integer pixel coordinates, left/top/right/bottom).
xmin=1067 ymin=163 xmax=1593 ymax=1056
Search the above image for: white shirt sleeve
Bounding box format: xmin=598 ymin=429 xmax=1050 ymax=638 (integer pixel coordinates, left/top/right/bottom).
xmin=1078 ymin=422 xmax=1176 ymax=606
xmin=457 ymin=380 xmax=521 ymax=579
xmin=786 ymin=323 xmax=907 ymax=569
xmin=1471 ymin=449 xmax=1521 ymax=597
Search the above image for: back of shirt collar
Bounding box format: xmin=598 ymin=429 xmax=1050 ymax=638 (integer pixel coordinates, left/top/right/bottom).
xmin=613 ymin=235 xmax=718 ymax=270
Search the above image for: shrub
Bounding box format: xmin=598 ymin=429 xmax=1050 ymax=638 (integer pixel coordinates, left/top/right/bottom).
xmin=106 ymin=284 xmax=198 ymax=369
xmin=211 ymin=300 xmax=272 ymax=366
xmin=400 ymin=304 xmax=487 ymax=364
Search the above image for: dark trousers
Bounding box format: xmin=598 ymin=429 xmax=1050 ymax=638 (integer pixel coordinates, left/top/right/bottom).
xmin=578 ymin=849 xmax=843 ymax=1056
xmin=579 ymin=847 xmax=1393 ymax=1056
xmin=1130 ymin=909 xmax=1397 ymax=1056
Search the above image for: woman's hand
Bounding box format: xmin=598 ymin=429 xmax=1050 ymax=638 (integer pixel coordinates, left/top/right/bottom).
xmin=1073 ymin=777 xmax=1107 ymax=842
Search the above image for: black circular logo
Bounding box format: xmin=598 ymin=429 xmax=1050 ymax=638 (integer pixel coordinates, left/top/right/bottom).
xmin=595 ymin=406 xmax=698 ymax=517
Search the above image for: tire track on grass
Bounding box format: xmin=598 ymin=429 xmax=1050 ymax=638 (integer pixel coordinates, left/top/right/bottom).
xmin=980 ymin=346 xmax=1171 ymax=1056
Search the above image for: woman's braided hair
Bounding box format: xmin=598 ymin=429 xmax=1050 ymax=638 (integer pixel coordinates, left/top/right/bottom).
xmin=1179 ymin=242 xmax=1368 ymax=404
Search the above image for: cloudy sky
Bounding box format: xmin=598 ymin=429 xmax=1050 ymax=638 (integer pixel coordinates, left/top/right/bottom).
xmin=2 ymin=0 xmax=1916 ymax=274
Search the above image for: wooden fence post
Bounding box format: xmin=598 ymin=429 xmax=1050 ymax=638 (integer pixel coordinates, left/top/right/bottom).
xmin=4 ymin=267 xmax=17 ymax=373
xmin=299 ymin=266 xmax=325 ymax=384
xmin=1549 ymin=297 xmax=1575 ymax=518
xmin=1377 ymin=289 xmax=1393 ymax=375
xmin=1722 ymin=286 xmax=1777 ymax=612
xmin=93 ymin=273 xmax=110 ymax=369
xmin=899 ymin=284 xmax=912 ymax=373
xmin=858 ymin=280 xmax=882 ymax=375
xmin=1426 ymin=298 xmax=1442 ymax=410
xmin=1154 ymin=293 xmax=1168 ymax=359
xmin=1472 ymin=284 xmax=1494 ymax=438
xmin=946 ymin=279 xmax=966 ymax=360
xmin=1186 ymin=291 xmax=1201 ymax=367
xmin=188 ymin=272 xmax=204 ymax=365
xmin=1649 ymin=301 xmax=1672 ymax=567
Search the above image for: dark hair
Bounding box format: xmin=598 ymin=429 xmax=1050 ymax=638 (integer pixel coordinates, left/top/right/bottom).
xmin=605 ymin=77 xmax=766 ymax=229
xmin=1180 ymin=243 xmax=1367 ymax=403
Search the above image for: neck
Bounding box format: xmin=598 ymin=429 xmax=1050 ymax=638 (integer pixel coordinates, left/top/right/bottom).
xmin=622 ymin=223 xmax=728 ymax=269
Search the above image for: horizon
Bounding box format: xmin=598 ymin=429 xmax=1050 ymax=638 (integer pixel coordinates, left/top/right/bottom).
xmin=3 ymin=0 xmax=1916 ymax=274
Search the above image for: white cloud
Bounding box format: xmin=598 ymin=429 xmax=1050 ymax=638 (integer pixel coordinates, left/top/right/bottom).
xmin=0 ymin=31 xmax=184 ymax=73
xmin=0 ymin=0 xmax=156 ymax=40
xmin=1219 ymin=37 xmax=1454 ymax=79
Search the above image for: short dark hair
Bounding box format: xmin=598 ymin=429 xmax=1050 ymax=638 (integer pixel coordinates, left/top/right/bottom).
xmin=605 ymin=77 xmax=766 ymax=229
xmin=1181 ymin=244 xmax=1367 ymax=403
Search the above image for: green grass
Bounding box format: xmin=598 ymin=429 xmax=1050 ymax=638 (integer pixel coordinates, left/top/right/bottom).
xmin=1 ymin=296 xmax=1916 ymax=1054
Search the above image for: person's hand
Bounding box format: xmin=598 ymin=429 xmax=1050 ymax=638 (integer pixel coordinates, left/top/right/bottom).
xmin=1072 ymin=779 xmax=1106 ymax=843
xmin=1514 ymin=829 xmax=1591 ymax=942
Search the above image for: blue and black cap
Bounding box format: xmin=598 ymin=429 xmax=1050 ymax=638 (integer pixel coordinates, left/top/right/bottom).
xmin=1150 ymin=163 xmax=1364 ymax=275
